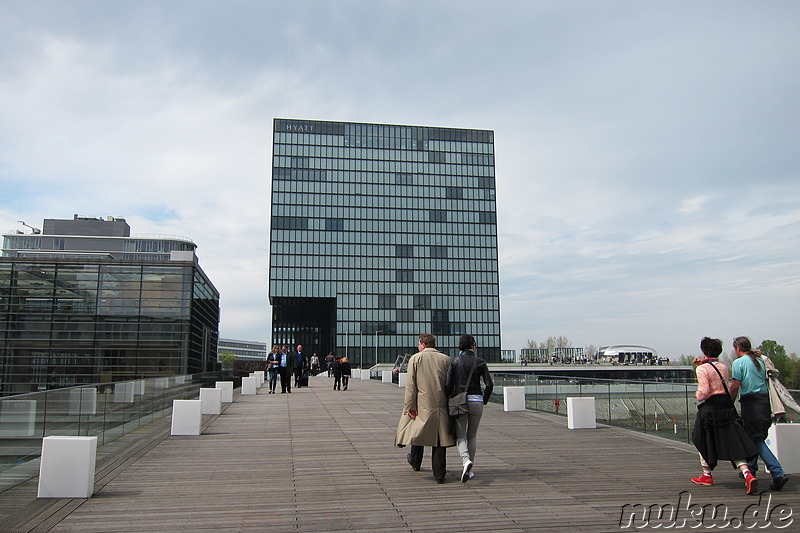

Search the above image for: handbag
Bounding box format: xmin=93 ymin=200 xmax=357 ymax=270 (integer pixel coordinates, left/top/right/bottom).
xmin=448 ymin=356 xmax=478 ymax=417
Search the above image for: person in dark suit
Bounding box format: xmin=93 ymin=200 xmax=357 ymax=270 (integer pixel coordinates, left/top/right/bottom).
xmin=278 ymin=345 xmax=295 ymax=393
xmin=294 ymin=344 xmax=308 ymax=388
xmin=332 ymin=355 xmax=343 ymax=390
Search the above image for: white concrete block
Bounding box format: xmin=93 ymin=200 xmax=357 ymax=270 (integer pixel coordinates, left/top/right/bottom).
xmin=37 ymin=436 xmax=97 ymax=498
xmin=382 ymin=370 xmax=393 ymax=383
xmin=503 ymin=386 xmax=526 ymax=412
xmin=567 ymin=397 xmax=596 ymax=429
xmin=215 ymin=381 xmax=234 ymax=403
xmin=171 ymin=399 xmax=202 ymax=436
xmin=0 ymin=399 xmax=37 ymax=437
xmin=69 ymin=388 xmax=97 ymax=416
xmin=398 ymin=373 xmax=408 ymax=388
xmin=361 ymin=370 xmax=371 ymax=380
xmin=241 ymin=376 xmax=257 ymax=395
xmin=154 ymin=377 xmax=170 ymax=388
xmin=113 ymin=382 xmax=135 ymax=403
xmin=199 ymin=388 xmax=222 ymax=415
xmin=767 ymin=423 xmax=800 ymax=474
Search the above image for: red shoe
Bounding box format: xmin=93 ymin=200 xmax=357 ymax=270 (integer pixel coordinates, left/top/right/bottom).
xmin=745 ymin=472 xmax=758 ymax=495
xmin=691 ymin=474 xmax=713 ymax=486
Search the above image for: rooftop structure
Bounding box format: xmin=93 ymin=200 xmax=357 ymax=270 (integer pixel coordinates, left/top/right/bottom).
xmin=0 ymin=216 xmax=219 ymax=396
xmin=3 ymin=215 xmax=195 ymax=261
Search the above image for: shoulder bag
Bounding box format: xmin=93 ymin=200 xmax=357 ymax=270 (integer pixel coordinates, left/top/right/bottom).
xmin=448 ymin=356 xmax=478 ymax=417
xmin=706 ymin=362 xmax=743 ymax=425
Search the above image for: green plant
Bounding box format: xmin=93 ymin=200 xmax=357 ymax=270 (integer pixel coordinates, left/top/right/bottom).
xmin=219 ymin=351 xmax=237 ymax=371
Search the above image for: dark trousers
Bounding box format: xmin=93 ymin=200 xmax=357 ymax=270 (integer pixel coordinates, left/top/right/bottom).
xmin=342 ymin=376 xmax=349 ymax=390
xmin=333 ymin=376 xmax=341 ymax=390
xmin=408 ymin=445 xmax=447 ymax=481
xmin=294 ymin=367 xmax=303 ymax=387
xmin=278 ymin=367 xmax=291 ymax=393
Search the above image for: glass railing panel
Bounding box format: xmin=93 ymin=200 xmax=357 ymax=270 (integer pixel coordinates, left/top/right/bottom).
xmin=491 ymin=373 xmax=703 ymax=444
xmin=0 ymin=371 xmax=227 ymax=493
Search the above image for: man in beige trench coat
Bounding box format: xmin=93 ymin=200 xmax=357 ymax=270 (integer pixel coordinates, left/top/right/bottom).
xmin=395 ymin=333 xmax=455 ymax=483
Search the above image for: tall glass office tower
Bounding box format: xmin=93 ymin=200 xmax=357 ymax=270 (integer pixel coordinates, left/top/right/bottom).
xmin=269 ymin=119 xmax=501 ymax=364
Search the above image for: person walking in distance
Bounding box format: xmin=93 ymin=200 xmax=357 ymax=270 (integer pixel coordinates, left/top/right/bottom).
xmin=395 ymin=333 xmax=455 ymax=484
xmin=266 ymin=345 xmax=280 ymax=394
xmin=294 ymin=344 xmax=307 ymax=388
xmin=332 ymin=355 xmax=343 ymax=390
xmin=341 ymin=356 xmax=351 ymax=391
xmin=445 ymin=334 xmax=493 ymax=482
xmin=278 ymin=345 xmax=295 ymax=393
xmin=326 ymin=352 xmax=335 ymax=377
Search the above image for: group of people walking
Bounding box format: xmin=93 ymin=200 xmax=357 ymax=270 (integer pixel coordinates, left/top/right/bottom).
xmin=265 ymin=344 xmax=315 ymax=394
xmin=395 ymin=333 xmax=494 ymax=484
xmin=691 ymin=336 xmax=789 ymax=494
xmin=265 ymin=345 xmax=353 ymax=393
xmin=264 ymin=333 xmax=789 ymax=492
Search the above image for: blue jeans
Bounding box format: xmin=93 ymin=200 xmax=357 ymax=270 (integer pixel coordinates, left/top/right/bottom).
xmin=748 ymin=437 xmax=784 ymax=478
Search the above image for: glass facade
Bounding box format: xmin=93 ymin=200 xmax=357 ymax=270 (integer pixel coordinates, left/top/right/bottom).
xmin=269 ymin=119 xmax=501 ymax=363
xmin=0 ymin=258 xmax=220 ymax=396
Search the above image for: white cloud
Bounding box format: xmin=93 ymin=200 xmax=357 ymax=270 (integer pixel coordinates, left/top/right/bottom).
xmin=1 ymin=1 xmax=799 ymax=358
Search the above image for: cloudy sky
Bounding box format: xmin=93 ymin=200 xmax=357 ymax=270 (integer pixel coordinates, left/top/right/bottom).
xmin=2 ymin=1 xmax=798 ymax=359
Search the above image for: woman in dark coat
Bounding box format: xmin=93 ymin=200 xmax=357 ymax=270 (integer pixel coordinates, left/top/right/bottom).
xmin=444 ymin=334 xmax=493 ymax=483
xmin=332 ymin=355 xmax=343 ymax=391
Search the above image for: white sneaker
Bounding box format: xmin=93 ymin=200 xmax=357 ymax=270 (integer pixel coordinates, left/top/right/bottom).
xmin=461 ymin=460 xmax=473 ymax=483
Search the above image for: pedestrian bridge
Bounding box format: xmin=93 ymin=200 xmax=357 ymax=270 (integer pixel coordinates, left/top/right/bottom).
xmin=2 ymin=375 xmax=797 ymax=532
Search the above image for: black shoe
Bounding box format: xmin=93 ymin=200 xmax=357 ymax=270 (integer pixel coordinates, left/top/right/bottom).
xmin=407 ymin=453 xmax=420 ymax=471
xmin=435 ymin=478 xmax=445 ymax=484
xmin=770 ymin=475 xmax=789 ymax=491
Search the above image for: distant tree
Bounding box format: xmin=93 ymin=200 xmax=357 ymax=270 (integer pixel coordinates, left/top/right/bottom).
xmin=585 ymin=344 xmax=598 ymax=360
xmin=677 ymin=354 xmax=695 ymax=366
xmin=759 ymin=340 xmax=788 ymax=374
xmin=785 ymin=353 xmax=800 ymax=389
xmin=525 ymin=339 xmax=538 ymax=349
xmin=218 ymin=350 xmax=237 ymax=371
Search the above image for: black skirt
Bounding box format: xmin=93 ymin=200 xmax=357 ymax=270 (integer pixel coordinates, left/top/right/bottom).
xmin=692 ymin=394 xmax=758 ymax=470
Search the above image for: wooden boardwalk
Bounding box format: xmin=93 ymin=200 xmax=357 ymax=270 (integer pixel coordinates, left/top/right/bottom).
xmin=3 ymin=374 xmax=798 ymax=532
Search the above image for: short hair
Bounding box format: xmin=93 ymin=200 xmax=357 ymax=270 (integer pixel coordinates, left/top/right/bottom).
xmin=700 ymin=337 xmax=723 ymax=358
xmin=459 ymin=334 xmax=476 ymax=352
xmin=419 ymin=333 xmax=436 ymax=348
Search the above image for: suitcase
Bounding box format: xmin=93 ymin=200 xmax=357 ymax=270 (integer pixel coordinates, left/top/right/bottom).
xmin=299 ymin=373 xmax=309 ymax=387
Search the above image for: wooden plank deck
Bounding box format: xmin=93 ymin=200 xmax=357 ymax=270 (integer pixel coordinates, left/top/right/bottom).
xmin=3 ymin=374 xmax=798 ymax=532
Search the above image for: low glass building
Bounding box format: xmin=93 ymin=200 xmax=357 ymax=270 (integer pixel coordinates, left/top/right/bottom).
xmin=0 ymin=217 xmax=219 ymax=396
xmin=269 ymin=119 xmax=502 ymax=363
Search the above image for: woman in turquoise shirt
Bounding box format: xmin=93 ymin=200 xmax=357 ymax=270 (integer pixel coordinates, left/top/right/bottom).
xmin=729 ymin=336 xmax=789 ymax=491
